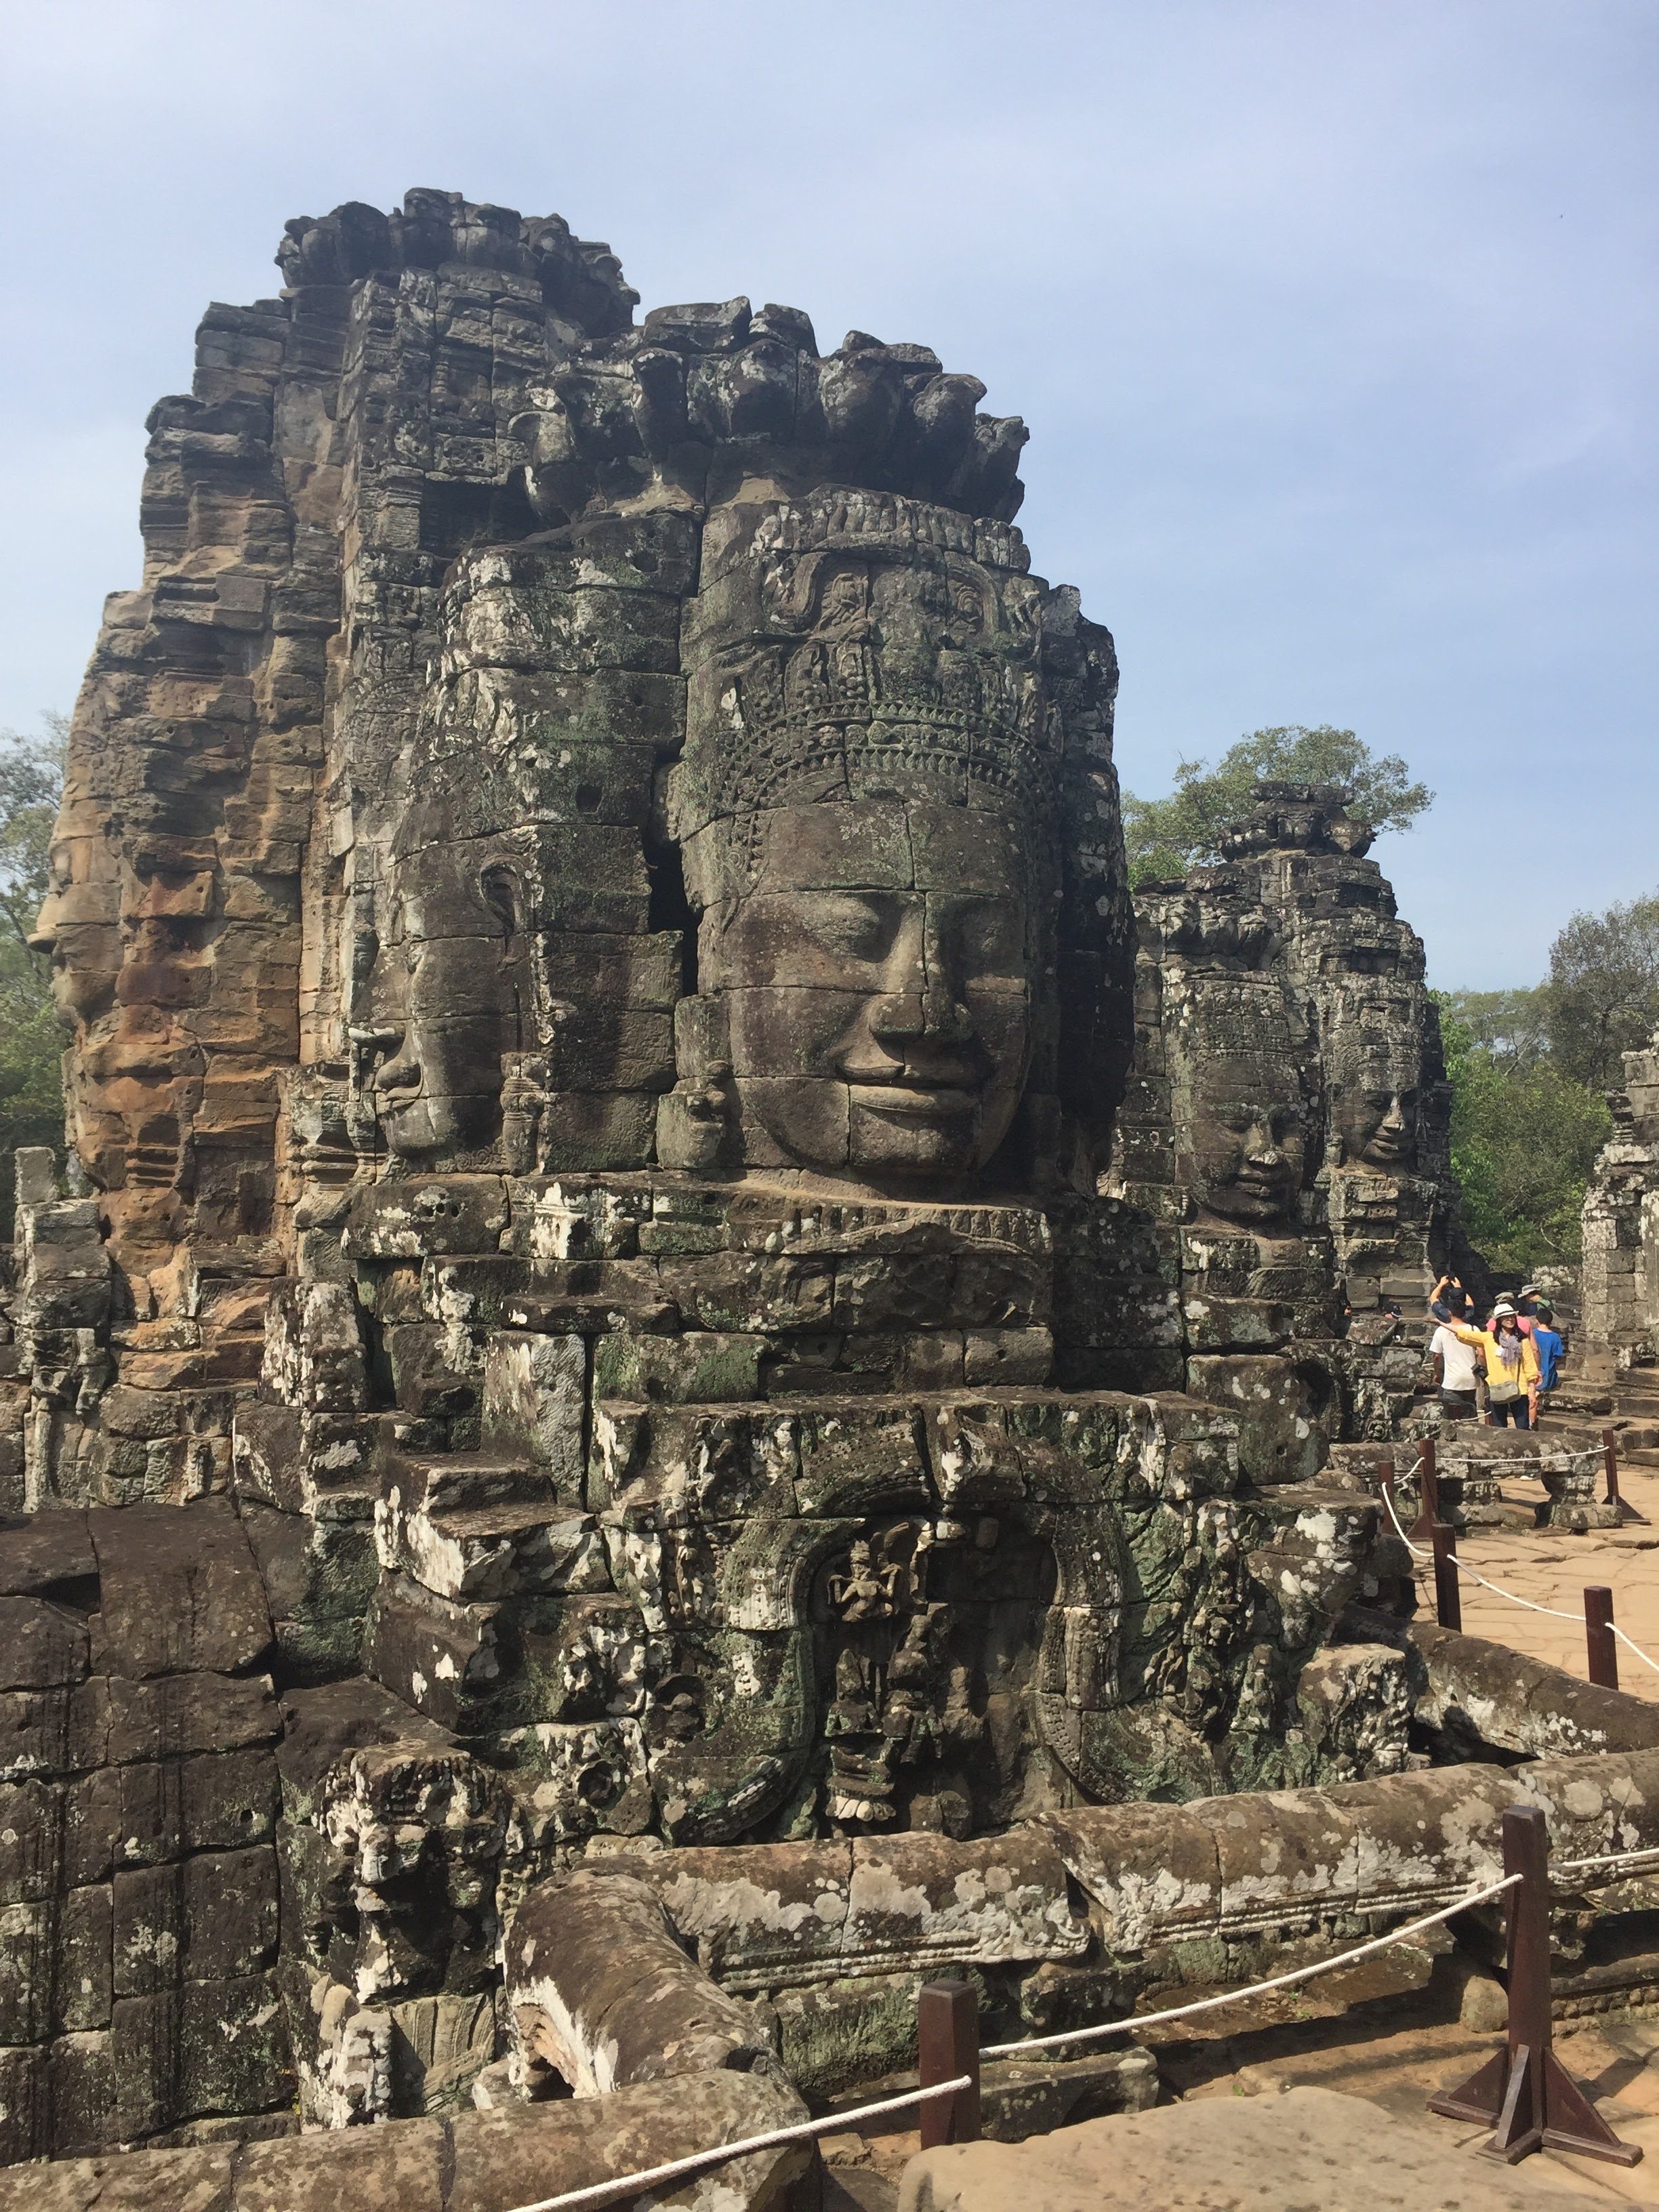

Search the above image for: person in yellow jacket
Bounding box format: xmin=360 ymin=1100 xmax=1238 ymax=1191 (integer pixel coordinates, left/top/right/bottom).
xmin=1450 ymin=1301 xmax=1540 ymax=1429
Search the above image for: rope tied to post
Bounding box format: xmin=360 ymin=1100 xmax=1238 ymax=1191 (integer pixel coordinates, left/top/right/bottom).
xmin=1380 ymin=1486 xmax=1659 ymax=1676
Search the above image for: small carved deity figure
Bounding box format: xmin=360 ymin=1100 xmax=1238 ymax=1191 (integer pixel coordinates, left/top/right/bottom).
xmin=671 ymin=489 xmax=1055 ymax=1186
xmin=821 ymin=1523 xmax=955 ymax=1827
xmin=827 ymin=1538 xmax=900 ymax=1621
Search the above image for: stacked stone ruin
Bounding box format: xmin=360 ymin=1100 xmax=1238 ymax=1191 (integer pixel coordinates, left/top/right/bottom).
xmin=1 ymin=194 xmax=1651 ymax=2198
xmin=1581 ymin=1029 xmax=1659 ymax=1369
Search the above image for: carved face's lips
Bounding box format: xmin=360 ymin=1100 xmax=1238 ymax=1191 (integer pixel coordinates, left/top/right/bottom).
xmin=845 ymin=1080 xmax=980 ymax=1120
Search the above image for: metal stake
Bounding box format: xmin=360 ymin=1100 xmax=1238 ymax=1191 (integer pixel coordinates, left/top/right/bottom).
xmin=918 ymin=1980 xmax=981 ymax=2147
xmin=1429 ymin=1806 xmax=1640 ymax=2165
xmin=1585 ymin=1586 xmax=1618 ymax=1690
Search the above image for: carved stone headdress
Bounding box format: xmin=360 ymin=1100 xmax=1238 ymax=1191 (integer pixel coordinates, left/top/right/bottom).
xmin=671 ymin=489 xmax=1059 ymax=894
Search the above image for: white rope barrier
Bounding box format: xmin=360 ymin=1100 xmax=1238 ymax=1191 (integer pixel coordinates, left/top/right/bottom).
xmin=979 ymin=1872 xmax=1519 ymax=2059
xmin=1380 ymin=1486 xmax=1659 ymax=1677
xmin=1556 ymin=1845 xmax=1659 ymax=1877
xmin=501 ymin=2076 xmax=974 ymax=2212
xmin=499 ymin=1872 xmax=1523 ymax=2211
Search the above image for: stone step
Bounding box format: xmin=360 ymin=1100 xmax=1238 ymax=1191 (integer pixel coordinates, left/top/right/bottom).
xmin=382 ymin=1452 xmax=554 ymax=1515
xmin=378 ymin=1492 xmax=609 ymax=1603
xmin=1543 ymin=1389 xmax=1614 ymax=1417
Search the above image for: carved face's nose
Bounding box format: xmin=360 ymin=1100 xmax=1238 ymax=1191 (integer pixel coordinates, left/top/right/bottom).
xmin=865 ymin=903 xmax=975 ymax=1053
xmin=373 ymin=1036 xmax=420 ymax=1097
xmin=1244 ymin=1115 xmax=1286 ymax=1165
xmin=27 ymin=895 xmax=59 ymax=954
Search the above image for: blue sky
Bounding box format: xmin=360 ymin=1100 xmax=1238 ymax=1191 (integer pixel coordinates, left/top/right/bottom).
xmin=1 ymin=0 xmax=1652 ymax=988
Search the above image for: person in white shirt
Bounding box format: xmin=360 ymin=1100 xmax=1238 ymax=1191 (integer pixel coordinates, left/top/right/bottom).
xmin=1430 ymin=1316 xmax=1481 ymax=1421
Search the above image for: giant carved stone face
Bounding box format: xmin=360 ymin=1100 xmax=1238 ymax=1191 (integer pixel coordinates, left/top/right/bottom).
xmin=1337 ymin=1080 xmax=1416 ymax=1172
xmin=369 ymin=841 xmax=533 ymax=1161
xmin=676 ymin=489 xmax=1052 ymax=1185
xmin=1172 ymin=972 xmax=1310 ymax=1227
xmin=1186 ymin=1053 xmax=1307 ymax=1223
xmin=30 ymin=826 xmax=124 ymax=1031
xmin=701 ymin=796 xmax=1033 ymax=1179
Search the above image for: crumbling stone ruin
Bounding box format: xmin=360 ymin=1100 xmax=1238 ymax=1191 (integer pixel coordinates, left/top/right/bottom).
xmin=0 ymin=192 xmax=1640 ymax=2202
xmin=1581 ymin=1029 xmax=1659 ymax=1368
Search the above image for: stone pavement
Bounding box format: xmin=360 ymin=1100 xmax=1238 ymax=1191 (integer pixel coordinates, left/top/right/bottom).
xmin=833 ymin=1963 xmax=1659 ymax=2209
xmin=897 ymin=2086 xmax=1600 ymax=2210
xmin=1417 ymin=1462 xmax=1659 ymax=1702
xmin=1168 ymin=2004 xmax=1659 ymax=2203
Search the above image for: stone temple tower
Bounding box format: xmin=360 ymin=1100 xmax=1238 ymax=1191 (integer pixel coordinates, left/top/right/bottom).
xmin=0 ymin=193 xmax=1475 ymax=2156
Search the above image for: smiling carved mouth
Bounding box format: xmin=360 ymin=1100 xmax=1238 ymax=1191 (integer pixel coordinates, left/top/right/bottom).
xmin=844 ymin=1078 xmax=979 ymax=1119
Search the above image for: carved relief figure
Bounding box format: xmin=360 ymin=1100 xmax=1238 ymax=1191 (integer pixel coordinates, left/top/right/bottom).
xmin=817 ymin=1517 xmax=986 ymax=1832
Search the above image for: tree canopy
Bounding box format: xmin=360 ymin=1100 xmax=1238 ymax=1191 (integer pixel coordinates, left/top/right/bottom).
xmin=1122 ymin=724 xmax=1434 ymax=886
xmin=1545 ymin=892 xmax=1659 ymax=1093
xmin=1435 ymin=885 xmax=1659 ymax=1273
xmin=0 ymin=712 xmax=67 ymax=1235
xmin=1437 ymin=994 xmax=1611 ymax=1273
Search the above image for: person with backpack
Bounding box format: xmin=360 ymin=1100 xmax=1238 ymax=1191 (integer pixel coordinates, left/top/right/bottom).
xmin=1450 ymin=1301 xmax=1540 ymax=1429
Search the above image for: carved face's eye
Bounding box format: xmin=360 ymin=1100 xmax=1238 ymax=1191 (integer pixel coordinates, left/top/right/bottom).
xmin=954 ymin=899 xmax=1023 ymax=975
xmin=802 ymin=893 xmax=903 ymax=963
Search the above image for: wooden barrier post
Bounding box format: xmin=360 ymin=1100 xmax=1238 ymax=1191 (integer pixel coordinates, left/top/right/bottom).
xmin=1431 ymin=1517 xmax=1462 ymax=1633
xmin=1585 ymin=1586 xmax=1619 ymax=1690
xmin=918 ymin=1980 xmax=981 ymax=2148
xmin=1605 ymin=1428 xmax=1621 ymax=1511
xmin=1409 ymin=1435 xmax=1440 ymax=1547
xmin=1429 ymin=1806 xmax=1640 ymax=2165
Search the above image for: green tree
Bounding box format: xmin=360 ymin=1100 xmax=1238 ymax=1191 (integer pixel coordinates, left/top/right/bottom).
xmin=1436 ymin=995 xmax=1612 ymax=1273
xmin=1544 ymin=891 xmax=1659 ymax=1093
xmin=1439 ymin=985 xmax=1552 ymax=1073
xmin=0 ymin=712 xmax=68 ymax=1235
xmin=1122 ymin=724 xmax=1433 ymax=886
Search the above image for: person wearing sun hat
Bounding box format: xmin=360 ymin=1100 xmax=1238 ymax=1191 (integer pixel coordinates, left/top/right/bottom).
xmin=1450 ymin=1301 xmax=1540 ymax=1429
